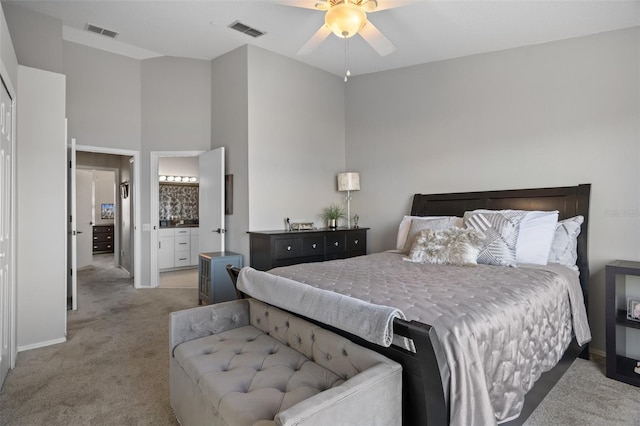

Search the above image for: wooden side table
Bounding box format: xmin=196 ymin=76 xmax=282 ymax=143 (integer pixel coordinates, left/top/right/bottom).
xmin=198 ymin=251 xmax=243 ymax=305
xmin=605 ymin=260 xmax=640 ymax=387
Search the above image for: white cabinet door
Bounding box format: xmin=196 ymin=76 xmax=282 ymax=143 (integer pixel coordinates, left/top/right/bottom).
xmin=158 ymin=236 xmax=175 ymax=269
xmin=190 ymin=234 xmax=199 ymax=266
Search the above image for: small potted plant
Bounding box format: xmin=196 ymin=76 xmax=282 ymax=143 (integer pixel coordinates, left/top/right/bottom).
xmin=322 ymin=203 xmax=346 ymax=229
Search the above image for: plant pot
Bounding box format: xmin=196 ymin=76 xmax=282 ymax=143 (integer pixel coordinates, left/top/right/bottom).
xmin=327 ymin=218 xmax=337 ymax=229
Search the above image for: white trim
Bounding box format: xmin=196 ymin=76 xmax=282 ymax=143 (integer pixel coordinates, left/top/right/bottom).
xmin=149 ymin=151 xmax=205 ymax=288
xmin=2 ymin=61 xmax=17 ymax=370
xmin=18 ymin=337 xmax=66 ymax=352
xmin=76 ymin=145 xmax=141 ymax=289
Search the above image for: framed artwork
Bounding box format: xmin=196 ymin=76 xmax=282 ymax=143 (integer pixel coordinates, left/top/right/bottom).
xmin=101 ymin=203 xmax=115 ymax=219
xmin=627 ymin=298 xmax=640 ymax=322
xmin=225 ymin=174 xmax=233 ymax=215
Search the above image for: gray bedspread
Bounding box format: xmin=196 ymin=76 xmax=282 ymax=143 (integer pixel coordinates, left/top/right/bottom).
xmin=248 ymin=252 xmax=590 ymax=426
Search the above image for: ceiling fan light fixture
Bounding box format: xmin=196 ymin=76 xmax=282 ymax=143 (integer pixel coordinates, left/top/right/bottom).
xmin=325 ymin=3 xmax=366 ymax=38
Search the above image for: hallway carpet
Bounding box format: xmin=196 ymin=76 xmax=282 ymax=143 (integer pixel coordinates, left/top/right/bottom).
xmin=1 ymin=259 xmax=638 ymax=425
xmin=0 ymin=261 xmax=195 ymax=425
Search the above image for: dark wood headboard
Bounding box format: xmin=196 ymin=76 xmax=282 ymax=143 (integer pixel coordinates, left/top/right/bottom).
xmin=410 ymin=184 xmax=591 ymax=308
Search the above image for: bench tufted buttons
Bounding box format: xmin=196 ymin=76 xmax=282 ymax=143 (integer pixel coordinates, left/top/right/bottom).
xmin=326 ymin=354 xmax=332 ymax=360
xmin=342 ymin=349 xmax=348 ymax=356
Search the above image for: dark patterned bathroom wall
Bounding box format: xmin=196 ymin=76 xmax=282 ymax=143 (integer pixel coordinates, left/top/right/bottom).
xmin=159 ymin=184 xmax=199 ymax=220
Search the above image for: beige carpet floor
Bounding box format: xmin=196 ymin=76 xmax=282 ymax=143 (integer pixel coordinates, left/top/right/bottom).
xmin=158 ymin=268 xmax=198 ymax=289
xmin=0 ymin=260 xmax=196 ymax=425
xmin=1 ymin=258 xmax=639 ymax=425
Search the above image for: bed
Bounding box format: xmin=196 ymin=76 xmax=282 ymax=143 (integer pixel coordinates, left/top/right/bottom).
xmin=238 ymin=184 xmax=592 ymax=426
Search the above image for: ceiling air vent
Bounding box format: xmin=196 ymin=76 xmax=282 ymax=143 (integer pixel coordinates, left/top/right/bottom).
xmin=229 ymin=21 xmax=265 ymax=38
xmin=85 ymin=23 xmax=119 ymax=39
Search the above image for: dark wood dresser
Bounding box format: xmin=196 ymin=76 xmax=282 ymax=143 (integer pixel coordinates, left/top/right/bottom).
xmin=93 ymin=225 xmax=114 ymax=253
xmin=248 ymin=227 xmax=368 ymax=271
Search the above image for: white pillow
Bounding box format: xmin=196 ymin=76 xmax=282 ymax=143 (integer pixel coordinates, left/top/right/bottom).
xmin=396 ymin=215 xmax=462 ymax=251
xmin=469 ymin=209 xmax=558 ymax=265
xmin=548 ymin=215 xmax=584 ymax=270
xmin=463 ymin=210 xmax=526 ymax=267
xmin=400 ymin=216 xmax=463 ymax=253
xmin=516 ymin=210 xmax=559 ymax=265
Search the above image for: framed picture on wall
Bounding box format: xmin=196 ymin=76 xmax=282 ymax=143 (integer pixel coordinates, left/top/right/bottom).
xmin=101 ymin=203 xmax=115 ymax=219
xmin=225 ymin=174 xmax=233 ymax=215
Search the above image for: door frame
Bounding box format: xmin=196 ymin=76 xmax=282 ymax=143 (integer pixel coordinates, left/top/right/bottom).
xmin=1 ymin=61 xmax=16 ymax=374
xmin=149 ymin=150 xmax=205 ymax=288
xmin=76 ymin=145 xmax=141 ymax=289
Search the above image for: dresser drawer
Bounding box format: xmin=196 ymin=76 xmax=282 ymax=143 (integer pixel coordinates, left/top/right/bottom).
xmin=93 ymin=225 xmax=113 ymax=234
xmin=302 ymin=236 xmax=325 ymax=256
xmin=175 ymin=235 xmax=190 ymax=250
xmin=346 ymin=230 xmax=366 ymax=252
xmin=93 ymin=242 xmax=113 ymax=252
xmin=325 ymin=233 xmax=346 ymax=254
xmin=274 ymin=238 xmax=303 ymax=259
xmin=175 ymin=254 xmax=191 ymax=267
xmin=93 ymin=233 xmax=113 ymax=242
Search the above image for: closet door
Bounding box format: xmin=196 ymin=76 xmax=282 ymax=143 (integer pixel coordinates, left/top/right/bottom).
xmin=0 ymin=76 xmax=13 ymax=386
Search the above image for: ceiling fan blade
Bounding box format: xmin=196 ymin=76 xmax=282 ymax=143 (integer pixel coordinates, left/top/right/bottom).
xmin=297 ymin=25 xmax=332 ymax=55
xmin=272 ymin=0 xmax=327 ymax=10
xmin=373 ymin=0 xmax=417 ymax=12
xmin=359 ymin=19 xmax=396 ymax=56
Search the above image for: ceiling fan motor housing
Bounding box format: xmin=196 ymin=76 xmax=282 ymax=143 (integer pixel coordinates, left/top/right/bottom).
xmin=325 ymin=3 xmax=366 ymax=38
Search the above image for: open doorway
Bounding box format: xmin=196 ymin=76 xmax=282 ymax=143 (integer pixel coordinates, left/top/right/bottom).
xmin=70 ymin=145 xmax=140 ymax=308
xmin=157 ymin=156 xmax=200 ymax=289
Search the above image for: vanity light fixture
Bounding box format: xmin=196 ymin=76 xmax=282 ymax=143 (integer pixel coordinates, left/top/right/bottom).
xmin=159 ymin=175 xmax=198 ymax=183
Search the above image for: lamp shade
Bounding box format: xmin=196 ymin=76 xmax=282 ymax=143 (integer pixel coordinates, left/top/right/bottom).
xmin=337 ymin=172 xmax=360 ymax=191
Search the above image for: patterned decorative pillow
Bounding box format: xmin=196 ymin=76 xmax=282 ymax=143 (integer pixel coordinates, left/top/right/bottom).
xmin=548 ymin=215 xmax=584 ymax=270
xmin=405 ymin=227 xmax=485 ymax=266
xmin=463 ymin=210 xmax=526 ymax=267
xmin=401 ymin=216 xmax=462 ymax=253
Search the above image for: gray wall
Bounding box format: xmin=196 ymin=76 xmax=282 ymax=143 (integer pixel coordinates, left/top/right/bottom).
xmin=140 ymin=56 xmax=212 ymax=284
xmin=0 ymin=4 xmax=17 ymax=86
xmin=3 ymin=3 xmax=62 ymax=74
xmin=247 ymin=45 xmax=346 ymax=232
xmin=64 ymin=42 xmax=142 ymax=151
xmin=345 ymin=27 xmax=640 ymax=353
xmin=211 ymin=46 xmax=249 ymax=257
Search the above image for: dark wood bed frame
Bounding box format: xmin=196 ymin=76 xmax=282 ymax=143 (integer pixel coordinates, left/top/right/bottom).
xmin=237 ymin=184 xmax=592 ymax=426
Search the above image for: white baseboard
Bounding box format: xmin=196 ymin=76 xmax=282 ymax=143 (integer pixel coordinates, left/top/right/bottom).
xmin=18 ymin=337 xmax=66 ymax=352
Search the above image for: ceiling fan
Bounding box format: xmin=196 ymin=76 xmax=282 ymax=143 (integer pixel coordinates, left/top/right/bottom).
xmin=289 ymin=0 xmax=399 ymax=56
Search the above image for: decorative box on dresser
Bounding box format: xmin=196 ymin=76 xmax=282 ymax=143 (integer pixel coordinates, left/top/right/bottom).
xmin=198 ymin=251 xmax=243 ymax=305
xmin=93 ymin=225 xmax=114 ymax=253
xmin=606 ymin=260 xmax=640 ymax=387
xmin=248 ymin=228 xmax=368 ymax=271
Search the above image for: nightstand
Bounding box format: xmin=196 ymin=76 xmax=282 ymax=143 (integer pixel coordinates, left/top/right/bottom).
xmin=606 ymin=260 xmax=640 ymax=387
xmin=198 ymin=251 xmax=243 ymax=305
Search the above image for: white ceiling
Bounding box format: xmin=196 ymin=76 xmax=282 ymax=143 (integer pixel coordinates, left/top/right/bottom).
xmin=6 ymin=0 xmax=640 ymax=77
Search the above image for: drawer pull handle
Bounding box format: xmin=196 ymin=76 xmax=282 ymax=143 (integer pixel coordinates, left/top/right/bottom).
xmin=354 ymin=239 xmax=359 ymax=244
xmin=179 ymin=242 xmax=187 ymax=245
xmin=287 ymin=246 xmax=292 ymax=251
xmin=179 ymin=257 xmax=187 ymax=261
xmin=334 ymin=241 xmax=339 ymax=247
xmin=312 ymin=243 xmax=317 ymax=249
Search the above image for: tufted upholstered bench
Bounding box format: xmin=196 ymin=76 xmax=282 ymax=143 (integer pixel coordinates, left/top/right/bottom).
xmin=169 ymin=298 xmax=402 ymax=426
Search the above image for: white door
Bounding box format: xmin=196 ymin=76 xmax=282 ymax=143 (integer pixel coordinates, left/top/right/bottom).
xmin=67 ymin=137 xmax=77 ymax=310
xmin=0 ymin=78 xmax=13 ymax=385
xmin=199 ymin=147 xmax=225 ymax=253
xmin=76 ymin=170 xmax=93 ymax=268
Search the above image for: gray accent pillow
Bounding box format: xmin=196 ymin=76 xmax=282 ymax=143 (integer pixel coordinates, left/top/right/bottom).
xmin=404 ymin=227 xmax=485 ymax=266
xmin=548 ymin=215 xmax=583 ymax=270
xmin=463 ymin=210 xmax=526 ymax=267
xmin=402 ymin=216 xmax=461 ymax=253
